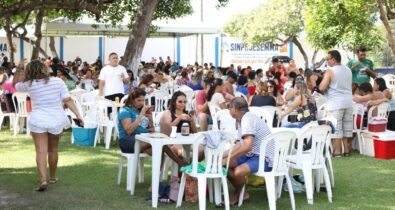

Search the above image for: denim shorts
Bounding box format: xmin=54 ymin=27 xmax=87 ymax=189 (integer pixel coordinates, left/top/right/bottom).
xmin=236 ymin=155 xmax=272 ymax=173
xmin=119 ymin=135 xmax=136 ymax=153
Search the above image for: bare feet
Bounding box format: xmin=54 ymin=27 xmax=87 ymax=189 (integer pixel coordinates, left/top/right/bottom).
xmin=229 ymin=191 xmax=249 ymax=205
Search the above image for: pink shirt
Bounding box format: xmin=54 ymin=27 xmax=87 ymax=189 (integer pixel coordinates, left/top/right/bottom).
xmin=3 ymin=82 xmax=16 ymax=94
xmin=196 ymin=90 xmax=210 ymax=116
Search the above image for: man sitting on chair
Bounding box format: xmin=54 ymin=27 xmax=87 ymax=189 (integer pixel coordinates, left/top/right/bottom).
xmin=225 ymin=97 xmax=272 ymax=205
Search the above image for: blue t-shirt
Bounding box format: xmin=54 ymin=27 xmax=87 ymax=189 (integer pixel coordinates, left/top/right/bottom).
xmin=237 ymin=85 xmax=249 ymax=95
xmin=118 ymin=106 xmax=149 ymax=139
xmin=187 ymin=80 xmax=203 ymax=90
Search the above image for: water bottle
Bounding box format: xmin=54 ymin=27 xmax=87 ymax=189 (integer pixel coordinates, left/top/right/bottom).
xmin=181 ymin=122 xmax=190 ymax=136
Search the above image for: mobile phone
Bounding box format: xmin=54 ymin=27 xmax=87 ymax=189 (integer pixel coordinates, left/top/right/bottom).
xmin=73 ymin=119 xmax=84 ymax=127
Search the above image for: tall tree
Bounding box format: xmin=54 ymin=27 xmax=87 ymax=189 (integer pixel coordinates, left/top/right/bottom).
xmin=377 ymin=0 xmax=395 ymax=60
xmin=224 ymin=0 xmax=310 ymax=68
xmin=31 ymin=9 xmax=44 ymax=60
xmin=304 ymin=0 xmax=382 ymax=52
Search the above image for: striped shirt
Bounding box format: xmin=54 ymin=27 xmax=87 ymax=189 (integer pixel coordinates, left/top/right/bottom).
xmin=15 ymin=77 xmax=71 ymax=129
xmin=237 ymin=111 xmax=273 ymax=164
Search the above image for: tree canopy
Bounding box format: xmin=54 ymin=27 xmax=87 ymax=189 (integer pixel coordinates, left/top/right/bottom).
xmin=304 ymin=0 xmax=383 ymax=52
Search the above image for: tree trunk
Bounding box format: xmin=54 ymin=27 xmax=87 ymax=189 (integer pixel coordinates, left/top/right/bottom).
xmin=293 ymin=36 xmax=309 ymax=69
xmin=18 ymin=36 xmax=48 ymax=58
xmin=49 ymin=36 xmax=59 ymax=58
xmin=311 ymin=49 xmax=318 ymax=69
xmin=3 ymin=18 xmax=15 ymax=63
xmin=31 ymin=9 xmax=44 ymax=60
xmin=378 ymin=0 xmax=395 ymax=60
xmin=120 ymin=0 xmax=160 ymax=75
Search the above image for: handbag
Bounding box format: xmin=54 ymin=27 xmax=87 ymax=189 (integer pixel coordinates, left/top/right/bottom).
xmin=185 ymin=174 xmax=198 ymax=203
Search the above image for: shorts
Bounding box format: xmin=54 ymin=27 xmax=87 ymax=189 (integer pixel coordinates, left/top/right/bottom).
xmin=197 ymin=113 xmax=213 ymax=125
xmin=119 ymin=135 xmax=136 ymax=153
xmin=29 ymin=124 xmax=64 ymax=135
xmin=236 ymin=155 xmax=272 ymax=173
xmin=327 ymin=108 xmax=353 ymax=138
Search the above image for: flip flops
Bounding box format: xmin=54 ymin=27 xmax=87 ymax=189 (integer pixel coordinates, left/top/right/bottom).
xmin=35 ymin=181 xmax=48 ymax=192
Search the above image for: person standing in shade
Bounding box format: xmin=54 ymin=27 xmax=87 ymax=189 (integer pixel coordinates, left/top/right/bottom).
xmin=312 ymin=50 xmax=353 ymax=157
xmin=98 ymin=52 xmax=129 ymax=101
xmin=347 ymin=46 xmax=376 ymax=85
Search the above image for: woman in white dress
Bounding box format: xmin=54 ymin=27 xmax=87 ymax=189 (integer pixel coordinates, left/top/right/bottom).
xmin=13 ymin=60 xmax=83 ymax=192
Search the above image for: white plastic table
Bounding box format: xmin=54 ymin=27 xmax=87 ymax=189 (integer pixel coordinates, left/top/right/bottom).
xmin=132 ymin=133 xmax=201 ymax=208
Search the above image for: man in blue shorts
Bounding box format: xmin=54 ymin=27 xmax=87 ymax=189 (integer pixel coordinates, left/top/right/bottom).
xmin=225 ymin=97 xmax=272 ymax=205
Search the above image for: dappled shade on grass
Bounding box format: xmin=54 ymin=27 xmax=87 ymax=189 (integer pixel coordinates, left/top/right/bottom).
xmin=1 ymin=130 xmax=395 ymax=209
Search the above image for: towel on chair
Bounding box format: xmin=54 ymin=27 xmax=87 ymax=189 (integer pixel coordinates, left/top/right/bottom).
xmin=202 ymin=130 xmax=226 ymax=149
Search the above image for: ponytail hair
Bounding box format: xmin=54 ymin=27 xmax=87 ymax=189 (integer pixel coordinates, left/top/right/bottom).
xmin=207 ymin=78 xmax=223 ymax=102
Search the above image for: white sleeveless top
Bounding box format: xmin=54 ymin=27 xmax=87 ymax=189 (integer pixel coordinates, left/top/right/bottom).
xmin=326 ymin=65 xmax=353 ymax=111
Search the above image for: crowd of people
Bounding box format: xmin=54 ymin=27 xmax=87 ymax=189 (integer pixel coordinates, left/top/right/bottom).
xmin=1 ymin=46 xmax=394 ymax=201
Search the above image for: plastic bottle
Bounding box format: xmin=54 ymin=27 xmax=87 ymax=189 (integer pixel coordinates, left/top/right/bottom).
xmin=181 ymin=122 xmax=190 ymax=136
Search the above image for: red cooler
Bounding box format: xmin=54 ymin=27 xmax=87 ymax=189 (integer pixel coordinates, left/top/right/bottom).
xmin=373 ymin=131 xmax=395 ymax=159
xmin=368 ymin=117 xmax=387 ymax=132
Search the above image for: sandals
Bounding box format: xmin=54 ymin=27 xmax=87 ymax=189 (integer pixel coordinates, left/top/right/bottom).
xmin=49 ymin=178 xmax=58 ymax=184
xmin=158 ymin=197 xmax=175 ymax=204
xmin=332 ymin=153 xmax=342 ymax=158
xmin=35 ymin=181 xmax=48 ymax=192
xmin=343 ymin=152 xmax=351 ymax=157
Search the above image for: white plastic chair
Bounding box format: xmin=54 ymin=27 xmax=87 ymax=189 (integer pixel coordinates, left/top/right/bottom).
xmin=145 ymin=91 xmax=168 ymax=112
xmin=235 ymin=91 xmax=247 ymax=101
xmin=120 ymin=95 xmax=129 ymax=106
xmin=181 ymin=90 xmax=195 ymax=112
xmin=69 ymin=96 xmax=86 ymax=144
xmin=249 ymin=106 xmax=275 ymax=129
xmin=0 ymin=91 xmax=15 ymax=131
xmin=69 ymin=88 xmax=88 ymax=104
xmin=176 ymin=132 xmax=234 ymax=210
xmin=286 ymin=125 xmax=333 ymax=205
xmin=117 ymin=152 xmax=149 ymax=190
xmin=208 ymin=104 xmax=221 ymax=120
xmin=367 ymin=102 xmax=390 ymax=124
xmin=353 ymin=103 xmax=365 ymax=152
xmin=211 ymin=109 xmax=236 ymax=133
xmin=238 ymin=131 xmax=297 ymax=210
xmin=12 ymin=92 xmax=30 ymax=136
xmin=95 ymin=98 xmax=118 ymax=149
xmin=317 ymin=103 xmax=327 ymax=120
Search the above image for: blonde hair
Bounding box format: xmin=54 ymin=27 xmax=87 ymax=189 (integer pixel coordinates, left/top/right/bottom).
xmin=24 ymin=60 xmax=50 ymax=85
xmin=256 ymin=82 xmax=269 ymax=96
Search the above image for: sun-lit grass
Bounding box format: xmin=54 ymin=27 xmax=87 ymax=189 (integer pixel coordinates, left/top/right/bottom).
xmin=1 ymin=129 xmax=395 ymax=210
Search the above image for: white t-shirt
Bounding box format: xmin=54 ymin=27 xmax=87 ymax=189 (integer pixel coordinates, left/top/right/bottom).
xmin=98 ymin=64 xmax=128 ymax=96
xmin=209 ymin=92 xmax=226 ymax=107
xmin=15 ymin=77 xmax=70 ymax=129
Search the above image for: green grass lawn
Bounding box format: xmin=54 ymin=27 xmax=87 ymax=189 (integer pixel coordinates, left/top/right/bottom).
xmin=1 ymin=129 xmax=395 ymax=210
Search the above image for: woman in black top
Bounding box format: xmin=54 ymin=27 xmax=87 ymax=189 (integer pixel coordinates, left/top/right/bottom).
xmin=162 ymin=91 xmax=197 ymax=133
xmin=161 ymin=91 xmax=198 ymax=157
xmin=249 ymin=81 xmax=276 ymax=107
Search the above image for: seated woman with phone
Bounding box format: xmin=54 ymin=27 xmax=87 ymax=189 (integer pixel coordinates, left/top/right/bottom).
xmin=161 ymin=91 xmax=201 ymax=160
xmin=117 ymin=88 xmax=186 ymax=167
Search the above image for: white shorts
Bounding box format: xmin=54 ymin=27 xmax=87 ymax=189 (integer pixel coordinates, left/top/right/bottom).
xmin=327 ymin=108 xmax=353 ymax=138
xmin=29 ymin=124 xmax=64 ymax=135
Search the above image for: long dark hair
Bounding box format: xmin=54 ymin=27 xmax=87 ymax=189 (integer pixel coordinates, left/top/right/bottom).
xmin=124 ymin=88 xmax=146 ymax=108
xmin=375 ymin=77 xmax=388 ymax=92
xmin=169 ymin=91 xmax=187 ymax=114
xmin=267 ymin=80 xmax=278 ymax=97
xmin=138 ymin=74 xmax=154 ymax=87
xmin=207 ymin=78 xmax=223 ymax=102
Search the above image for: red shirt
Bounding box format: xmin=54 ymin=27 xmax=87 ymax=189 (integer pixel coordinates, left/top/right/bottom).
xmin=196 ymin=90 xmax=210 ymax=116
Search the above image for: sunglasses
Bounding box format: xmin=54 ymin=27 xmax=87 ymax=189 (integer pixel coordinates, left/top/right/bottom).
xmin=177 ymin=100 xmax=187 ymax=104
xmin=267 ymin=86 xmax=274 ymax=88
